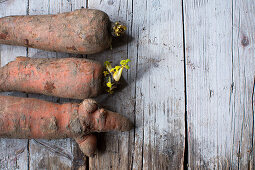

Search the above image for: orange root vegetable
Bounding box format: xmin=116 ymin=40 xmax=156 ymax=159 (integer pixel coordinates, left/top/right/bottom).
xmin=0 ymin=96 xmax=133 ymax=156
xmin=0 ymin=57 xmax=103 ymax=99
xmin=75 ymin=134 xmax=97 ymax=157
xmin=0 ymin=9 xmax=126 ymax=54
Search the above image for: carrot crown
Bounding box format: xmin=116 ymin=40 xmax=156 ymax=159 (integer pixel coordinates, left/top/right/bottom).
xmin=103 ymin=59 xmax=131 ymax=94
xmin=111 ymin=22 xmax=127 ymax=37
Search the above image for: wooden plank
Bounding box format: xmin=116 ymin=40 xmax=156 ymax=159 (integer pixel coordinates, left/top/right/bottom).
xmin=72 ymin=0 xmax=87 ymax=9
xmin=27 ymin=0 xmax=87 ymax=169
xmin=184 ymin=0 xmax=255 ymax=169
xmin=87 ymin=0 xmax=134 ymax=169
xmin=88 ymin=0 xmax=185 ymax=169
xmin=0 ymin=0 xmax=29 ymax=169
xmin=184 ymin=0 xmax=233 ymax=169
xmin=232 ymin=1 xmax=255 ymax=169
xmin=130 ymin=0 xmax=185 ymax=169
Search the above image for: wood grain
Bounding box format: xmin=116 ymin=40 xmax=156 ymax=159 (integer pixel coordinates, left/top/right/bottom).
xmin=184 ymin=0 xmax=255 ymax=169
xmin=1 ymin=0 xmax=254 ymax=169
xmin=87 ymin=0 xmax=135 ymax=169
xmin=231 ymin=1 xmax=255 ymax=169
xmin=0 ymin=0 xmax=195 ymax=169
xmin=130 ymin=0 xmax=185 ymax=169
xmin=88 ymin=0 xmax=185 ymax=169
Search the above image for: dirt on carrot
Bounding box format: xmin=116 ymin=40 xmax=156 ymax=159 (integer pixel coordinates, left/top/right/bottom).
xmin=0 ymin=95 xmax=133 ymax=156
xmin=0 ymin=9 xmax=126 ymax=54
xmin=0 ymin=57 xmax=103 ymax=99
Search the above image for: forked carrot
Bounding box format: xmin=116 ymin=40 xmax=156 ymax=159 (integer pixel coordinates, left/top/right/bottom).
xmin=0 ymin=96 xmax=133 ymax=156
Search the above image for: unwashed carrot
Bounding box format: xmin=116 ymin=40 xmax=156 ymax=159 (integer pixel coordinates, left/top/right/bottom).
xmin=0 ymin=9 xmax=126 ymax=54
xmin=0 ymin=57 xmax=131 ymax=98
xmin=0 ymin=57 xmax=103 ymax=99
xmin=0 ymin=96 xmax=133 ymax=156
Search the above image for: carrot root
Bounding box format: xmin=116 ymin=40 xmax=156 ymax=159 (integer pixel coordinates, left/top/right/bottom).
xmin=0 ymin=9 xmax=113 ymax=54
xmin=0 ymin=57 xmax=103 ymax=99
xmin=0 ymin=96 xmax=133 ymax=156
xmin=75 ymin=134 xmax=97 ymax=157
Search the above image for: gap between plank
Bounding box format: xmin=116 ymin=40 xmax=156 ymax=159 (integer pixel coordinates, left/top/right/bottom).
xmin=26 ymin=0 xmax=30 ymax=169
xmin=27 ymin=139 xmax=30 ymax=170
xmin=85 ymin=1 xmax=89 ymax=168
xmin=130 ymin=0 xmax=136 ymax=169
xmin=181 ymin=0 xmax=188 ymax=169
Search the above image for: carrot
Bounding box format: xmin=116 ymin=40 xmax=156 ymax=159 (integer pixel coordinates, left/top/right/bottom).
xmin=0 ymin=9 xmax=126 ymax=54
xmin=0 ymin=57 xmax=131 ymax=98
xmin=76 ymin=134 xmax=97 ymax=157
xmin=0 ymin=96 xmax=133 ymax=156
xmin=0 ymin=57 xmax=103 ymax=99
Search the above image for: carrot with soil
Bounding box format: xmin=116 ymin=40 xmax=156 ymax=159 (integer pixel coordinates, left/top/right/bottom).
xmin=0 ymin=95 xmax=133 ymax=156
xmin=0 ymin=57 xmax=103 ymax=99
xmin=0 ymin=8 xmax=126 ymax=54
xmin=0 ymin=57 xmax=130 ymax=99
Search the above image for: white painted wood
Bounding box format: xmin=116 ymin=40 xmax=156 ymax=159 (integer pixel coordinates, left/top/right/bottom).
xmin=184 ymin=0 xmax=255 ymax=169
xmin=0 ymin=139 xmax=28 ymax=169
xmin=0 ymin=0 xmax=29 ymax=169
xmin=184 ymin=0 xmax=233 ymax=169
xmin=4 ymin=0 xmax=254 ymax=169
xmin=71 ymin=0 xmax=87 ymax=10
xmin=130 ymin=0 xmax=185 ymax=169
xmin=88 ymin=0 xmax=185 ymax=169
xmin=231 ymin=1 xmax=255 ymax=169
xmin=87 ymin=0 xmax=134 ymax=169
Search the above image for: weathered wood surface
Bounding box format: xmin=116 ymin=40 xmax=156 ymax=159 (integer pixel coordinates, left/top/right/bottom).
xmin=0 ymin=0 xmax=86 ymax=169
xmin=87 ymin=0 xmax=185 ymax=169
xmin=0 ymin=0 xmax=185 ymax=169
xmin=184 ymin=0 xmax=255 ymax=169
xmin=2 ymin=0 xmax=254 ymax=169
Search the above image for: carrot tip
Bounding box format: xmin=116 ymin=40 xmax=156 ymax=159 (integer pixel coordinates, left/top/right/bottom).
xmin=104 ymin=110 xmax=134 ymax=132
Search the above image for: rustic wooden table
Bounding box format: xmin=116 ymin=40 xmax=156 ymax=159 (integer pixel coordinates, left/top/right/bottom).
xmin=0 ymin=0 xmax=254 ymax=169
